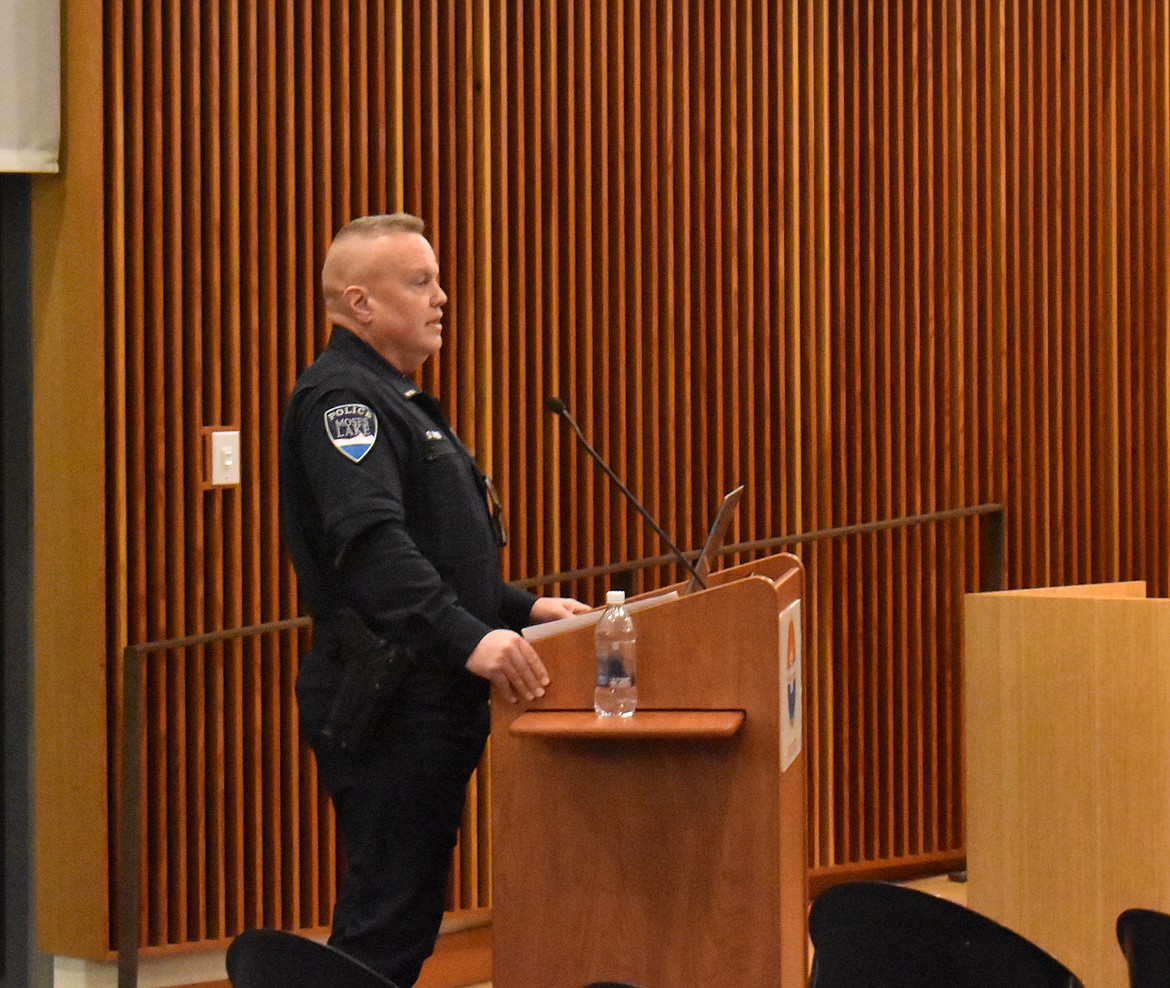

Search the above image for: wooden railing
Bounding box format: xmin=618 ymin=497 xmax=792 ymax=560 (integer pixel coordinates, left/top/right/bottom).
xmin=116 ymin=617 xmax=309 ymax=988
xmin=518 ymin=503 xmax=1005 ymax=594
xmin=522 ymin=503 xmax=1006 ymax=892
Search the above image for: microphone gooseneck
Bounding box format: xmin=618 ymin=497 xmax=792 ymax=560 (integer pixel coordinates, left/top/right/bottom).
xmin=545 ymin=395 xmax=706 ymax=590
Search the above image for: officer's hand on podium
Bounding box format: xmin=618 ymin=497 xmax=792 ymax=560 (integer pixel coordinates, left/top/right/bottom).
xmin=529 ymin=596 xmax=592 ymax=623
xmin=466 ymin=629 xmax=550 ymax=703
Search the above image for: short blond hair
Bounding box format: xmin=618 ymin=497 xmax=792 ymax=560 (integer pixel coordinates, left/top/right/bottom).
xmin=333 ymin=212 xmax=425 ymax=240
xmin=321 ymin=213 xmax=428 ymax=312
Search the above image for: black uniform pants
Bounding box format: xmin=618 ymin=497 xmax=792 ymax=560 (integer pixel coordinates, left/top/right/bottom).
xmin=300 ymin=660 xmax=490 ymax=988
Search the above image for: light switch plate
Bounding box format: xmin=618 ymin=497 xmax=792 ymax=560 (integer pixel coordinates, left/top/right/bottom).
xmin=210 ymin=430 xmax=241 ymax=486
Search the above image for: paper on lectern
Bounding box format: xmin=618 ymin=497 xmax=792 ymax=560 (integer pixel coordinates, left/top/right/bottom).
xmin=521 ymin=590 xmax=679 ymax=642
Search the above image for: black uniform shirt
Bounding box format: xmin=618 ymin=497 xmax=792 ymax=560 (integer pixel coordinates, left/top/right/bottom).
xmin=279 ymin=326 xmax=537 ymax=678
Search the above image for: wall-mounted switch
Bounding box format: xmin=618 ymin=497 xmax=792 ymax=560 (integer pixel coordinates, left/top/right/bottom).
xmin=210 ymin=430 xmax=241 ymax=486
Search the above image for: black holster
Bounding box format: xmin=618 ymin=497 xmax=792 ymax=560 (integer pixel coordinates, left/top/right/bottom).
xmin=318 ymin=608 xmax=416 ymax=754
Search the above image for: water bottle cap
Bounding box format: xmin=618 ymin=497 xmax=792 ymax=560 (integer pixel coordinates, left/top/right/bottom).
xmin=605 ymin=590 xmax=626 ymax=605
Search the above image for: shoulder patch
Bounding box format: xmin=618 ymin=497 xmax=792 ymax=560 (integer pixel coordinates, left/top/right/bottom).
xmin=324 ymin=404 xmax=378 ymax=462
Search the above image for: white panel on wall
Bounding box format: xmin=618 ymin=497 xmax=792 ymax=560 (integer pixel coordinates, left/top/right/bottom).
xmin=0 ymin=0 xmax=59 ymax=173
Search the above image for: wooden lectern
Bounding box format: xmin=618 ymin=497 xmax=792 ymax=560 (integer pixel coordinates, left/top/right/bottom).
xmin=966 ymin=581 xmax=1170 ymax=988
xmin=490 ymin=553 xmax=808 ymax=988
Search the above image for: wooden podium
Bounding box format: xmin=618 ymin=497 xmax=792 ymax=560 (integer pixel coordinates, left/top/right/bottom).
xmin=490 ymin=553 xmax=808 ymax=988
xmin=965 ymin=581 xmax=1170 ymax=988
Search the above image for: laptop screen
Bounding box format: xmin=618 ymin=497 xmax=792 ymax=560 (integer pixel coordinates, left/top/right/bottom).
xmin=681 ymin=485 xmax=745 ymax=595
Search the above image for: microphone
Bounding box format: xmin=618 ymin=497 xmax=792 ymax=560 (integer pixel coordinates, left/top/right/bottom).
xmin=545 ymin=395 xmax=706 ymax=589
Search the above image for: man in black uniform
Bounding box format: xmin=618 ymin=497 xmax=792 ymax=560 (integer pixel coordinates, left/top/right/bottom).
xmin=279 ymin=213 xmax=589 ymax=987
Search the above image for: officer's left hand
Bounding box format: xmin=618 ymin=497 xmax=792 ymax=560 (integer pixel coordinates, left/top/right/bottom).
xmin=466 ymin=629 xmax=550 ymax=703
xmin=529 ymin=596 xmax=592 ymax=623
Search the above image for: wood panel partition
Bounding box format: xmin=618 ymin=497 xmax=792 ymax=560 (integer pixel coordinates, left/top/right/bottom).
xmin=30 ymin=0 xmax=1170 ymax=964
xmin=965 ymin=582 xmax=1170 ymax=988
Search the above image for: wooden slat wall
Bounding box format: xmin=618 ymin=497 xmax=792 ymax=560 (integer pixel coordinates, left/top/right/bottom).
xmin=101 ymin=0 xmax=1170 ymax=951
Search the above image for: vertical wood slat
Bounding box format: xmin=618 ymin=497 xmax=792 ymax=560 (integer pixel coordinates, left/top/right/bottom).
xmin=903 ymin=0 xmax=923 ymax=858
xmin=178 ymin=0 xmax=204 ymax=944
xmin=103 ymin=0 xmax=1170 ymax=950
xmin=274 ymin=0 xmax=302 ymax=931
xmin=824 ymin=0 xmax=843 ymax=870
xmin=258 ymin=0 xmax=285 ymax=927
xmin=237 ymin=0 xmax=261 ymax=933
xmin=162 ymin=0 xmax=188 ymax=942
xmin=201 ymin=0 xmax=227 ymax=944
xmin=141 ymin=0 xmax=167 ymax=947
xmin=103 ymin=0 xmax=130 ymax=951
xmin=289 ymin=0 xmax=316 ymax=932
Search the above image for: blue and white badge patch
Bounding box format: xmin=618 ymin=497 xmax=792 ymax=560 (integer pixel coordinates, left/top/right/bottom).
xmin=324 ymin=404 xmax=378 ymax=463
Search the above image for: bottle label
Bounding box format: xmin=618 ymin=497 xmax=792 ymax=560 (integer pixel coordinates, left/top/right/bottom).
xmin=597 ymin=654 xmax=635 ymax=686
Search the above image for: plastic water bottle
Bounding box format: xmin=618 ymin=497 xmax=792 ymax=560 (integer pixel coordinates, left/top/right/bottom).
xmin=594 ymin=589 xmax=637 ymax=717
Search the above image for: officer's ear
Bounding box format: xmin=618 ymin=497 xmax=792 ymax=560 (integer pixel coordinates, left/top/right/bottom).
xmin=342 ymin=284 xmax=371 ymax=321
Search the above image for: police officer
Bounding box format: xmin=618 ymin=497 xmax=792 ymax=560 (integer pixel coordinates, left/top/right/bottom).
xmin=279 ymin=213 xmax=589 ymax=987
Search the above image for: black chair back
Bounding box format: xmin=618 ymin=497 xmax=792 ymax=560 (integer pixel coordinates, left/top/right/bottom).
xmin=226 ymin=928 xmax=399 ymax=988
xmin=1117 ymin=907 xmax=1170 ymax=987
xmin=808 ymin=880 xmax=1084 ymax=988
